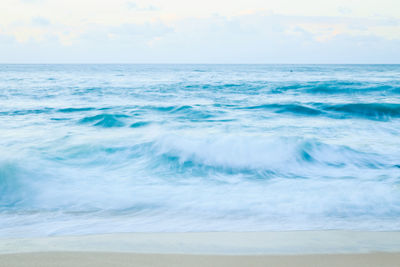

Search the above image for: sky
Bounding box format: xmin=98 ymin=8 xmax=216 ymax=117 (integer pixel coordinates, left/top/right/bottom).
xmin=0 ymin=0 xmax=399 ymax=63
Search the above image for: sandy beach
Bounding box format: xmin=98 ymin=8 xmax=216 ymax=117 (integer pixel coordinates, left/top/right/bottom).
xmin=1 ymin=252 xmax=400 ymax=267
xmin=1 ymin=231 xmax=400 ymax=267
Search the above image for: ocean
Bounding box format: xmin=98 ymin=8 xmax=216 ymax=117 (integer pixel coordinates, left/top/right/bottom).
xmin=0 ymin=64 xmax=399 ymax=237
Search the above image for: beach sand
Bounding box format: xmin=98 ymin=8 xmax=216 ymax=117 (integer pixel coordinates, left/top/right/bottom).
xmin=1 ymin=252 xmax=400 ymax=267
xmin=1 ymin=232 xmax=400 ymax=267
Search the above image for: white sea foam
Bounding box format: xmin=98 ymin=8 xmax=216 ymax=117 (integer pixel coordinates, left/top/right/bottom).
xmin=1 ymin=64 xmax=400 ymax=237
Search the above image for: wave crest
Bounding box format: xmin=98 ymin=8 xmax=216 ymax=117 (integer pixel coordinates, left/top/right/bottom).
xmin=154 ymin=135 xmax=385 ymax=175
xmin=79 ymin=114 xmax=129 ymax=127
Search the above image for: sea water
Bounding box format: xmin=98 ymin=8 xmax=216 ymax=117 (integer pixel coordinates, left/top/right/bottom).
xmin=0 ymin=64 xmax=399 ymax=237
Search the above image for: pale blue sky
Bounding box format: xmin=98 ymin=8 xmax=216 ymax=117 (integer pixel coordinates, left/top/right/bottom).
xmin=1 ymin=0 xmax=399 ymax=63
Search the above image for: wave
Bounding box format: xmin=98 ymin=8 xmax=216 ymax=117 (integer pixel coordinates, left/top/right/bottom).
xmin=321 ymin=103 xmax=400 ymax=120
xmin=58 ymin=107 xmax=96 ymax=113
xmin=184 ymin=82 xmax=268 ymax=92
xmin=153 ymin=135 xmax=391 ymax=176
xmin=2 ymin=65 xmax=400 ymax=235
xmin=242 ymin=102 xmax=400 ymax=120
xmin=0 ymin=161 xmax=34 ymax=209
xmin=0 ymin=108 xmax=54 ymax=116
xmin=130 ymin=121 xmax=151 ymax=128
xmin=1 ymin=133 xmax=399 ymax=235
xmin=244 ymin=104 xmax=322 ymax=116
xmin=1 ymin=136 xmax=399 ymax=235
xmin=273 ymin=80 xmax=400 ymax=95
xmin=79 ymin=114 xmax=129 ymax=127
xmin=3 ymin=102 xmax=400 ymax=124
xmin=147 ymin=105 xmax=216 ymax=120
xmin=0 ymin=107 xmax=95 ymax=117
xmin=178 ymin=80 xmax=399 ymax=95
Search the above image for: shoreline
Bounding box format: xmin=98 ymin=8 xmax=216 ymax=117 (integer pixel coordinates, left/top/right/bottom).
xmin=1 ymin=231 xmax=400 ymax=255
xmin=1 ymin=231 xmax=400 ymax=267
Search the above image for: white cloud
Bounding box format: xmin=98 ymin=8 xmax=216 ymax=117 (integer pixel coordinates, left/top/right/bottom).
xmin=0 ymin=0 xmax=399 ymax=63
xmin=337 ymin=7 xmax=352 ymax=15
xmin=126 ymin=1 xmax=159 ymax=11
xmin=20 ymin=0 xmax=45 ymax=3
xmin=31 ymin=17 xmax=51 ymax=27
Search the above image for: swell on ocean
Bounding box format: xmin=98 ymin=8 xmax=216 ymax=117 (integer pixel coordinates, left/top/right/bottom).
xmin=0 ymin=64 xmax=400 ymax=237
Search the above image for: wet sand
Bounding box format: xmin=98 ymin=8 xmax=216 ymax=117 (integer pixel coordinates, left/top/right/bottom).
xmin=1 ymin=252 xmax=400 ymax=267
xmin=1 ymin=232 xmax=400 ymax=267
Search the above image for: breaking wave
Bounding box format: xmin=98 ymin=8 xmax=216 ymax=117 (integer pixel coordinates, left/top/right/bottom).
xmin=1 ymin=64 xmax=400 ymax=237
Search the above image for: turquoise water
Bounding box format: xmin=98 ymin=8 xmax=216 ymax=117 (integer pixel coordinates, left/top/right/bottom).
xmin=0 ymin=64 xmax=400 ymax=237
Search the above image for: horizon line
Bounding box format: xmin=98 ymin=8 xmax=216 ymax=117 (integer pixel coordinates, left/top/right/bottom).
xmin=1 ymin=63 xmax=399 ymax=65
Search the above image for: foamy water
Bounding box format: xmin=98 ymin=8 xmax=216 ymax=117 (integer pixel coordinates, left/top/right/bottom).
xmin=0 ymin=64 xmax=400 ymax=237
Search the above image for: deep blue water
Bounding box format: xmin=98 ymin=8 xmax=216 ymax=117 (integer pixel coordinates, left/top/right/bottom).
xmin=0 ymin=64 xmax=400 ymax=237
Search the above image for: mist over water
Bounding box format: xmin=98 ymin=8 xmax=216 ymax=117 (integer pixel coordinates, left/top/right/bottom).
xmin=1 ymin=64 xmax=400 ymax=237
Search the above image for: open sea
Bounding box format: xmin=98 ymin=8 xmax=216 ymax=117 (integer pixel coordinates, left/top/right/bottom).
xmin=0 ymin=64 xmax=400 ymax=237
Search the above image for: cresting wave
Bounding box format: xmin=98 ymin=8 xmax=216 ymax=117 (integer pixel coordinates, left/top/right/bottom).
xmin=1 ymin=64 xmax=400 ymax=237
xmin=1 ymin=135 xmax=399 ymax=210
xmin=241 ymin=103 xmax=400 ymax=120
xmin=2 ymin=102 xmax=400 ymax=127
xmin=154 ymin=135 xmax=393 ymax=172
xmin=272 ymin=80 xmax=400 ymax=94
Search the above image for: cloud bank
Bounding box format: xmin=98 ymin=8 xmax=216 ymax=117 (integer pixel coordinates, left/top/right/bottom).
xmin=1 ymin=0 xmax=399 ymax=63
